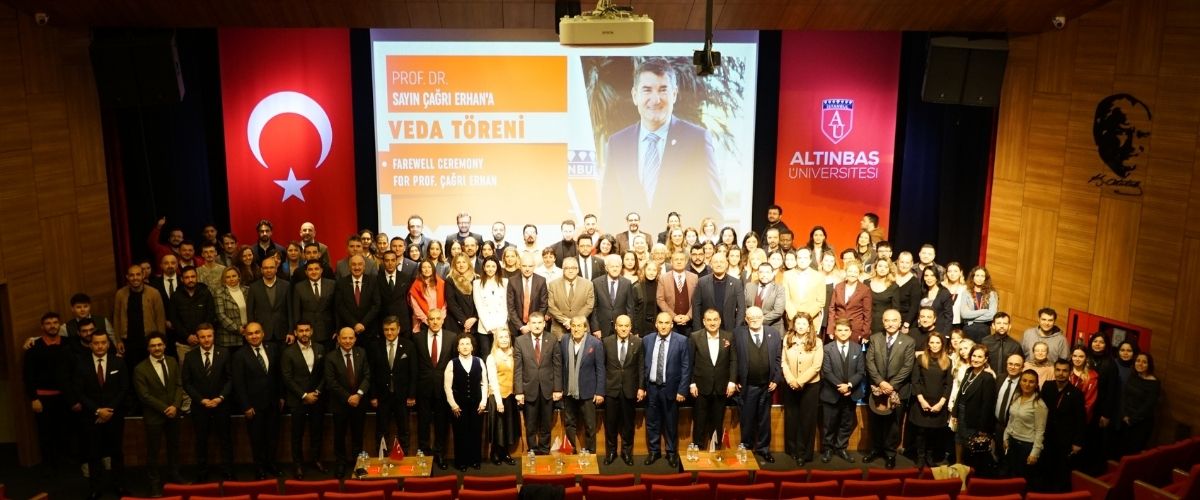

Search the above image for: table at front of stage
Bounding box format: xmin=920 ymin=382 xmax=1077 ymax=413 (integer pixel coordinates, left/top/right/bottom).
xmin=680 ymin=451 xmax=761 ymax=472
xmin=355 ymin=457 xmax=434 ymax=479
xmin=522 ymin=454 xmax=602 ymax=476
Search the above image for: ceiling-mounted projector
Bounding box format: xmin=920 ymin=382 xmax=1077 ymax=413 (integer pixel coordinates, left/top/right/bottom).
xmin=559 ymin=0 xmax=653 ymax=45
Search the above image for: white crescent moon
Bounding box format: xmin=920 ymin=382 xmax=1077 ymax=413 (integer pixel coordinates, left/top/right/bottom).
xmin=246 ymin=91 xmax=333 ymax=169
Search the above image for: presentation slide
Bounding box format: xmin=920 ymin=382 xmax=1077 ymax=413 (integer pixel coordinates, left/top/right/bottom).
xmin=370 ymin=31 xmax=758 ymax=242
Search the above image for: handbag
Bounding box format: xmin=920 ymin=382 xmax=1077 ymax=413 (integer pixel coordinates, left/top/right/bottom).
xmin=966 ymin=431 xmax=994 ymax=454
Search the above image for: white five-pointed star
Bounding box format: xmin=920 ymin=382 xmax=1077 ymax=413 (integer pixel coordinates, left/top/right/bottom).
xmin=273 ymin=168 xmax=310 ymax=202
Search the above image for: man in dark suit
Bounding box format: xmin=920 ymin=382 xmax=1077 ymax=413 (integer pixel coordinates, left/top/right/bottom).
xmin=232 ymin=322 xmax=282 ymax=479
xmin=369 ymin=316 xmax=417 ymax=456
xmin=560 ymin=316 xmax=605 ymax=452
xmin=134 ymin=332 xmax=185 ymax=495
xmin=292 ymin=243 xmax=335 ymax=284
xmin=591 ymin=255 xmax=636 ymax=337
xmin=745 ymin=262 xmax=785 ymax=329
xmin=413 ymin=308 xmax=455 ymax=468
xmin=506 ymin=255 xmax=549 ymax=336
xmin=148 ymin=254 xmax=180 ymax=316
xmin=1040 ymin=359 xmax=1086 ymax=492
xmin=293 ymin=260 xmax=337 ymax=349
xmin=820 ymin=319 xmax=865 ymax=464
xmin=734 ymin=306 xmax=782 ymax=463
xmin=378 ymin=250 xmax=415 ymax=335
xmin=181 ymin=324 xmax=234 ymax=481
xmin=689 ymin=309 xmax=738 ymax=450
xmin=444 ymin=212 xmax=484 ymax=252
xmin=247 ymin=257 xmax=291 ymax=346
xmin=641 ymin=311 xmax=691 ymax=467
xmin=280 ymin=320 xmax=327 ymax=479
xmin=600 ymin=58 xmax=721 ymax=228
xmin=864 ymin=309 xmax=916 ymax=469
xmin=602 ymin=315 xmax=643 ymax=465
xmin=691 ymin=252 xmax=745 ymax=332
xmin=325 ymin=327 xmax=370 ymax=477
xmin=548 ymin=220 xmax=579 ymax=267
xmin=575 ymin=237 xmax=605 ymax=282
xmin=72 ymin=330 xmax=128 ymax=499
xmin=513 ymin=312 xmax=562 ymax=455
xmin=404 ymin=214 xmax=433 ymax=257
xmin=335 ymin=255 xmax=382 ymax=347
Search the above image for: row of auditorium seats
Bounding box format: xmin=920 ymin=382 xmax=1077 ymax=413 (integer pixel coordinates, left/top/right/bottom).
xmin=1071 ymin=435 xmax=1200 ymax=500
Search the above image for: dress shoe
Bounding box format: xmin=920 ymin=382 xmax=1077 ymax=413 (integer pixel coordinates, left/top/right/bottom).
xmin=435 ymin=456 xmax=448 ymax=470
xmin=221 ymin=470 xmax=234 ymax=481
xmin=643 ymin=453 xmax=661 ymax=466
xmin=604 ymin=453 xmax=617 ymax=465
xmin=255 ymin=469 xmax=268 ymax=480
xmin=758 ymin=452 xmax=776 ymax=464
xmin=622 ymin=454 xmax=634 ymax=466
xmin=293 ymin=465 xmax=305 ymax=479
xmin=492 ymin=456 xmax=502 ymax=466
xmin=820 ymin=450 xmax=832 ymax=463
xmin=502 ymin=456 xmax=516 ymax=466
xmin=796 ymin=456 xmax=807 ymax=467
xmin=885 ymin=457 xmax=897 ymax=470
xmin=862 ymin=451 xmax=880 ymax=463
xmin=312 ymin=461 xmax=328 ymax=474
xmin=665 ymin=454 xmax=679 ymax=468
xmin=836 ymin=450 xmax=855 ymax=463
xmin=471 ymin=462 xmax=481 ymax=470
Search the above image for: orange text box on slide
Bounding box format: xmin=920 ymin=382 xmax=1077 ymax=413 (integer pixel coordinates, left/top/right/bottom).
xmin=380 ymin=143 xmax=571 ymax=223
xmin=386 ymin=56 xmax=567 ymax=113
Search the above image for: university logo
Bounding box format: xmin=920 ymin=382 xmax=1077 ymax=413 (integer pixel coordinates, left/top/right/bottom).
xmin=821 ymin=98 xmax=854 ymax=145
xmin=246 ymin=91 xmax=333 ymax=202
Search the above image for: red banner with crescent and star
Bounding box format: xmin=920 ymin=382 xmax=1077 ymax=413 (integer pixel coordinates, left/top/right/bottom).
xmin=774 ymin=32 xmax=900 ymax=252
xmin=219 ymin=28 xmax=357 ymax=263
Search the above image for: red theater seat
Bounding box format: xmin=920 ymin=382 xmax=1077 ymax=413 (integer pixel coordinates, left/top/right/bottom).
xmin=714 ymin=482 xmax=775 ymax=500
xmin=867 ymin=467 xmax=922 ymax=481
xmin=585 ymin=485 xmax=648 ymax=500
xmin=457 ymin=488 xmax=518 ymax=500
xmin=163 ymin=482 xmax=222 ymax=499
xmin=965 ymin=477 xmax=1025 ymax=496
xmin=886 ymin=495 xmax=951 ymax=500
xmin=343 ymin=480 xmax=399 ymax=495
xmin=1133 ymin=462 xmax=1200 ymax=500
xmin=697 ymin=470 xmax=751 ymax=486
xmin=649 ymin=484 xmax=710 ymax=500
xmin=390 ymin=491 xmax=453 ymax=500
xmin=842 ymin=478 xmax=903 ymax=497
xmin=1071 ymin=450 xmax=1158 ymax=500
xmin=326 ymin=492 xmax=388 ymax=500
xmin=582 ymin=474 xmax=636 ymax=492
xmin=1024 ymin=493 xmax=1092 ymax=500
xmin=779 ymin=480 xmax=841 ymax=498
xmin=808 ymin=469 xmax=864 ymax=484
xmin=754 ymin=469 xmax=808 ymax=486
xmin=260 ymin=494 xmax=321 ymax=500
xmin=193 ymin=496 xmax=250 ymax=500
xmin=461 ymin=475 xmax=517 ymax=491
xmin=957 ymin=495 xmax=1022 ymax=500
xmin=522 ymin=474 xmax=576 ymax=488
xmin=402 ymin=476 xmax=458 ymax=497
xmin=285 ymin=479 xmax=342 ymax=496
xmin=223 ymin=479 xmax=281 ymax=499
xmin=640 ymin=473 xmax=693 ymax=487
xmin=901 ymin=478 xmax=962 ymax=497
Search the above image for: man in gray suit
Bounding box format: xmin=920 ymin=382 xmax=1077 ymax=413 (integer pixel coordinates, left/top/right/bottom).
xmin=864 ymin=308 xmax=915 ymax=469
xmin=134 ymin=332 xmax=185 ymax=495
xmin=744 ymin=262 xmax=785 ymax=329
xmin=691 ymin=253 xmax=745 ymax=332
xmin=560 ymin=316 xmax=605 ymax=452
xmin=292 ymin=260 xmax=337 ymax=349
xmin=247 ymin=258 xmax=291 ymax=346
xmin=591 ymin=255 xmax=636 ymax=337
xmin=513 ymin=312 xmax=562 ymax=454
xmin=602 ymin=315 xmax=643 ymax=465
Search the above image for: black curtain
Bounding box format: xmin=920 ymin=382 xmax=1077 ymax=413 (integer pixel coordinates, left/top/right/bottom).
xmin=102 ymin=28 xmax=227 ymax=267
xmin=750 ymin=31 xmax=782 ymax=233
xmin=890 ymin=31 xmax=995 ymax=271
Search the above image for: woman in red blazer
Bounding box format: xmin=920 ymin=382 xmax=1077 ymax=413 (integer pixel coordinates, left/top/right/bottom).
xmin=826 ymin=261 xmax=872 ymax=343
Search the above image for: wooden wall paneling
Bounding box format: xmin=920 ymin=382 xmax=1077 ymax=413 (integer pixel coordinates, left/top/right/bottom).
xmin=406 ymin=3 xmax=444 ymax=28
xmin=992 ymin=64 xmax=1033 ymax=183
xmin=1169 ymin=238 xmax=1200 ymax=365
xmin=501 ymin=2 xmax=536 ymax=29
xmin=803 ymin=0 xmax=882 ymax=30
xmin=776 ymin=0 xmax=818 ymax=29
xmin=531 ymin=1 xmax=556 ymax=30
xmin=1087 ymin=197 xmax=1141 ymax=318
xmin=27 ymin=94 xmax=77 ymax=218
xmin=1116 ymin=0 xmax=1165 ymax=76
xmin=1011 ymin=207 xmax=1058 ymax=320
xmin=431 ymin=2 xmax=505 ymax=28
xmin=1165 ymin=0 xmax=1200 ymax=29
xmin=1076 ymin=0 xmax=1123 ymax=27
xmin=1159 ymin=29 xmax=1200 ymax=79
xmin=1033 ymin=25 xmax=1077 ymax=94
xmin=0 ymin=17 xmax=29 ymax=156
xmin=1007 ymin=34 xmax=1039 ymax=66
xmin=631 ymin=4 xmax=692 ymax=30
xmin=15 ymin=12 xmax=61 ymax=95
xmin=982 ymin=179 xmax=1024 ymax=283
xmin=1021 ymin=93 xmax=1070 ymax=208
xmin=1073 ymin=28 xmax=1118 ymax=75
xmin=39 ymin=215 xmax=82 ymax=314
xmin=63 ymin=63 xmax=106 ymax=187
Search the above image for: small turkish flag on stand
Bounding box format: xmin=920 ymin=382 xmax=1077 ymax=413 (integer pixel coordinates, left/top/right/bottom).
xmin=559 ymin=433 xmax=574 ymax=455
xmin=390 ymin=437 xmax=404 ymax=461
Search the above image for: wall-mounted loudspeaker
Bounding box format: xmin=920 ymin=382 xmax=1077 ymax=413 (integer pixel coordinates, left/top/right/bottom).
xmin=922 ymin=37 xmax=1007 ymax=107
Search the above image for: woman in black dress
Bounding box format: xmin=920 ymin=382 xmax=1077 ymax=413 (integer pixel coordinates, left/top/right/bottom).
xmin=445 ymin=334 xmax=487 ymax=471
xmin=910 ymin=333 xmax=953 ymax=467
xmin=634 ymin=261 xmax=660 ymax=336
xmin=444 ymin=254 xmax=479 ymax=342
xmin=868 ymin=258 xmax=899 ymax=334
xmin=920 ymin=267 xmax=954 ymax=335
xmin=1120 ymin=352 xmax=1161 ymax=455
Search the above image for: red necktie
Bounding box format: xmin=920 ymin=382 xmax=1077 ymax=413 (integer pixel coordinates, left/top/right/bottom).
xmin=755 ymin=286 xmax=765 ymax=307
xmin=345 ymin=352 xmax=356 ymax=388
xmin=96 ymin=359 xmax=105 ymax=387
xmin=354 ymin=280 xmax=361 ymax=306
xmin=431 ymin=333 xmax=439 ymax=367
xmin=534 ymin=336 xmax=541 ymax=364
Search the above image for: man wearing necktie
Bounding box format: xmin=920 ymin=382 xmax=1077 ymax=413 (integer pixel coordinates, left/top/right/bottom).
xmin=134 ymin=332 xmax=184 ymax=496
xmin=73 ymin=330 xmax=129 ymax=500
xmin=591 ymin=254 xmax=636 ymax=338
xmin=231 ymin=322 xmax=282 ymax=479
xmin=513 ymin=313 xmax=562 ymax=455
xmin=336 ymin=255 xmax=381 ymax=348
xmin=369 ymin=316 xmax=417 ymax=457
xmin=325 ymin=327 xmax=371 ymax=477
xmin=599 ymin=57 xmax=722 ymax=230
xmin=640 ymin=312 xmax=691 ymax=467
xmin=864 ymin=309 xmax=915 ymax=469
xmin=994 ymin=352 xmax=1025 ymax=465
xmin=181 ymin=324 xmax=233 ymax=482
xmin=292 ymin=260 xmax=337 ymax=349
xmin=378 ymin=250 xmax=415 ymax=335
xmin=547 ymin=257 xmax=595 ymax=340
xmin=733 ymin=306 xmax=782 ymax=463
xmin=602 ymin=315 xmax=644 ymax=465
xmin=819 ymin=320 xmax=865 ymax=464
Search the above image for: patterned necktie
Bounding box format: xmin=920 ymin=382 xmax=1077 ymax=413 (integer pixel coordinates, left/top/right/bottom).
xmin=656 ymin=338 xmax=667 ymax=383
xmin=534 ymin=336 xmax=541 ymax=364
xmin=642 ymin=133 xmax=662 ymax=204
xmin=255 ymin=347 xmax=267 ymax=372
xmin=610 ymin=280 xmax=617 ymax=306
xmin=204 ymin=351 xmax=212 ymax=374
xmin=754 ymin=332 xmax=762 ymax=348
xmin=354 ymin=280 xmax=361 ymax=306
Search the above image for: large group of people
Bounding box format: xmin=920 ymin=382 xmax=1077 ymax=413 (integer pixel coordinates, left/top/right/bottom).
xmin=22 ymin=207 xmax=1163 ymax=498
